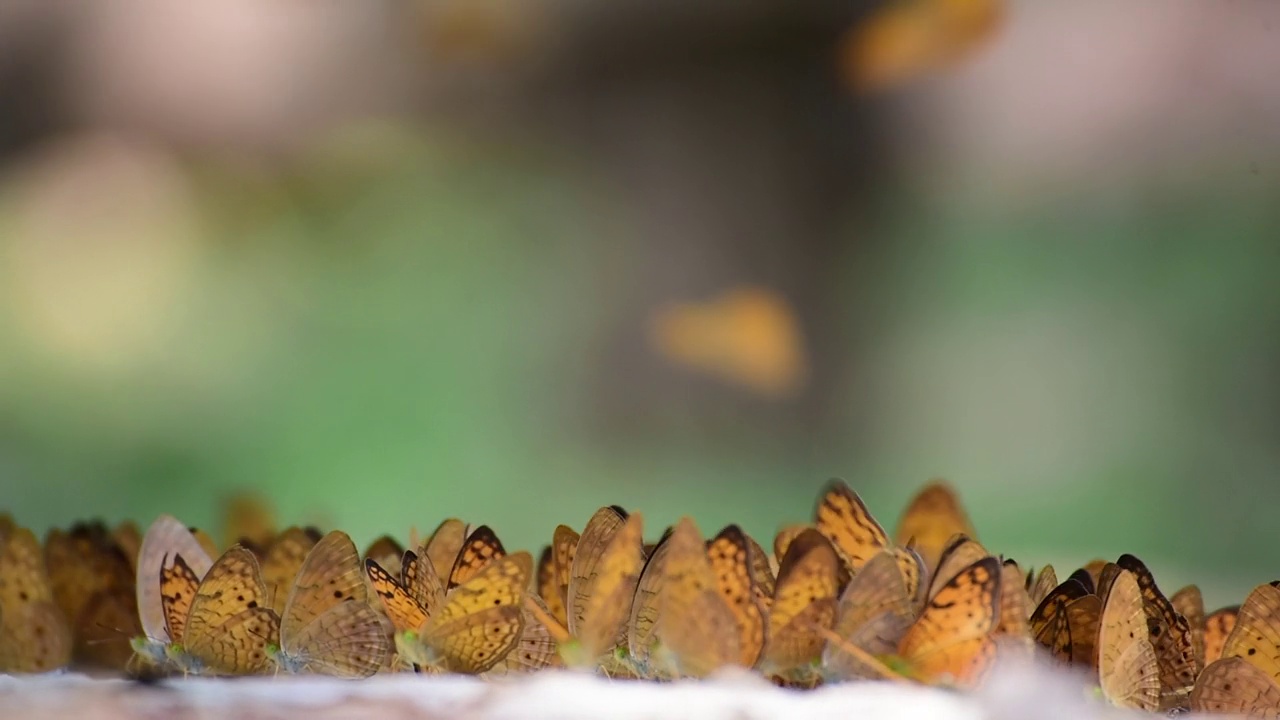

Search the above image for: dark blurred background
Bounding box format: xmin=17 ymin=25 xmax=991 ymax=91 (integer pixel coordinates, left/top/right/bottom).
xmin=1 ymin=0 xmax=1277 ymax=606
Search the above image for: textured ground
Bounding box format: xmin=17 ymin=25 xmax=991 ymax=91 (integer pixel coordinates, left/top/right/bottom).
xmin=0 ymin=660 xmax=1156 ymax=720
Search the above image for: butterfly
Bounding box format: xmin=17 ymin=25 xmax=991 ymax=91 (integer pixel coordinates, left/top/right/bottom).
xmin=162 ymin=545 xmax=279 ymax=675
xmin=893 ymin=481 xmax=977 ymax=574
xmin=484 ymin=593 xmax=561 ymax=676
xmin=268 ymin=531 xmax=392 ymax=677
xmin=112 ymin=521 xmax=143 ymax=574
xmin=635 ymin=518 xmax=741 ymax=678
xmin=759 ymin=528 xmax=841 ymax=681
xmin=1192 ymin=656 xmax=1280 ymax=718
xmin=740 ymin=529 xmax=776 ymax=608
xmin=1026 ymin=564 xmax=1058 ymax=607
xmin=993 ymin=560 xmax=1034 ymax=653
xmin=706 ymin=525 xmax=769 ymax=669
xmin=1203 ymin=605 xmax=1240 ymax=665
xmin=261 ymin=527 xmax=323 ymax=616
xmin=841 ymin=0 xmax=1005 ymax=93
xmin=813 ymin=479 xmax=891 ymax=573
xmin=648 ymin=286 xmax=807 ymax=397
xmin=0 ymin=526 xmax=73 ymax=673
xmin=926 ymin=534 xmax=989 ymax=600
xmin=1191 ymin=583 xmax=1280 ymax=716
xmin=447 ymin=525 xmax=506 ymax=590
xmin=536 ymin=525 xmax=579 ymax=630
xmin=559 ymin=507 xmax=644 ymax=670
xmin=44 ymin=522 xmax=139 ymax=669
xmin=395 ymin=551 xmax=533 ymax=674
xmin=1171 ymin=584 xmax=1206 ymax=668
xmin=422 ymin=519 xmax=469 ymax=582
xmin=820 ymin=548 xmax=920 ymax=680
xmin=826 ymin=554 xmax=1002 ymax=687
xmin=625 ymin=524 xmax=674 ymax=677
xmin=891 ymin=555 xmax=1002 ymax=687
xmin=132 ymin=514 xmax=216 ymax=671
xmin=363 ymin=535 xmax=406 ymax=579
xmin=1098 ymin=568 xmax=1160 ymax=711
xmin=1028 ymin=576 xmax=1099 ymax=668
xmin=1116 ymin=554 xmax=1199 ymax=711
xmin=222 ymin=492 xmax=276 ymax=551
xmin=366 ymin=549 xmax=440 ymax=641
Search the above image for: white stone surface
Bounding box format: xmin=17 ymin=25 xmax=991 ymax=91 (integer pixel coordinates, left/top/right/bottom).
xmin=0 ymin=658 xmax=1180 ymax=720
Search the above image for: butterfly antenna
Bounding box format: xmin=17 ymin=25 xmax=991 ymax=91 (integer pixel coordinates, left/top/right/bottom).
xmin=85 ymin=620 xmax=135 ymax=641
xmin=816 ymin=627 xmax=907 ymax=683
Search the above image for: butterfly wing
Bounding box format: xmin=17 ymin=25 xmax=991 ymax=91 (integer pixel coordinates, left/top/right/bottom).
xmin=137 ymin=514 xmax=213 ymax=643
xmin=897 ymin=556 xmax=1001 ymax=687
xmin=1098 ymin=569 xmax=1160 ymax=711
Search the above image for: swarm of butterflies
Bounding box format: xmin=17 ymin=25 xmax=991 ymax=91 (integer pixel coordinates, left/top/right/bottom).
xmin=0 ymin=480 xmax=1275 ymax=718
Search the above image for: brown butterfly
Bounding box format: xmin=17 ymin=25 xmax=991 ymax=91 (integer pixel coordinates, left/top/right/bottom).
xmin=1098 ymin=569 xmax=1160 ymax=711
xmin=893 ymin=481 xmax=977 ymax=574
xmin=707 ymin=525 xmax=769 ymax=669
xmin=1026 ymin=564 xmax=1058 ymax=607
xmin=0 ymin=527 xmax=73 ymax=673
xmin=395 ymin=551 xmax=533 ymax=674
xmin=268 ymin=531 xmax=392 ymax=677
xmin=1171 ymin=584 xmax=1206 ymax=668
xmin=132 ymin=514 xmax=215 ymax=671
xmin=162 ymin=545 xmax=279 ymax=675
xmin=1191 ymin=583 xmax=1280 ymax=717
xmin=1028 ymin=576 xmax=1099 ymax=668
xmin=536 ymin=525 xmax=578 ymax=631
xmin=825 ymin=555 xmax=1003 ymax=688
xmin=646 ymin=518 xmax=741 ymax=678
xmin=1203 ymin=605 xmax=1240 ymax=665
xmin=1116 ymin=554 xmax=1198 ymax=711
xmin=560 ymin=507 xmax=644 ymax=670
xmin=821 ymin=549 xmax=919 ymax=680
xmin=261 ymin=526 xmax=323 ymax=616
xmin=363 ymin=535 xmax=406 ymax=579
xmin=759 ymin=529 xmax=841 ymax=681
xmin=447 ymin=525 xmax=506 ymax=590
xmin=45 ymin=522 xmax=140 ymax=669
xmin=813 ymin=479 xmax=891 ymax=573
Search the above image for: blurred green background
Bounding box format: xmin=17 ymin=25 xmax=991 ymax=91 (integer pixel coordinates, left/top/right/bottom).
xmin=1 ymin=0 xmax=1278 ymax=608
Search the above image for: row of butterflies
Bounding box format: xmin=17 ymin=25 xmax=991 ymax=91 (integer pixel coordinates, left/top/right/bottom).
xmin=0 ymin=481 xmax=1276 ymax=717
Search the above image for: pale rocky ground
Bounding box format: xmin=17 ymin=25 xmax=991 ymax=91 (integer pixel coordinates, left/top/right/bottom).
xmin=0 ymin=658 xmax=1172 ymax=720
